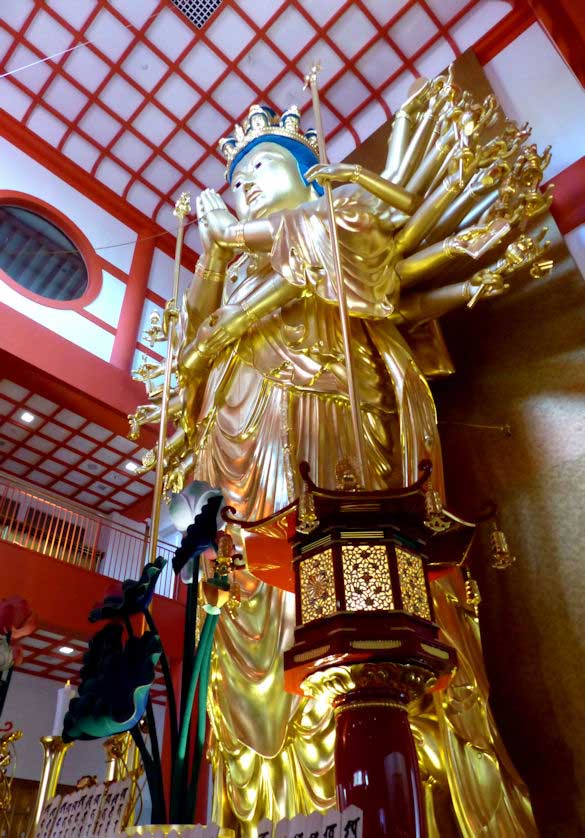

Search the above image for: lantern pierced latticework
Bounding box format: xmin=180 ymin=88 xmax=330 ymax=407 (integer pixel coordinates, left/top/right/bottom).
xmin=299 ymin=549 xmax=337 ymax=623
xmin=396 ymin=546 xmax=432 ymax=621
xmin=341 ymin=544 xmax=394 ymax=612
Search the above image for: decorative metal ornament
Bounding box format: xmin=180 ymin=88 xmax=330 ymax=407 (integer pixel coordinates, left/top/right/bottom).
xmin=490 ymin=523 xmax=516 ymax=569
xmin=218 ymin=103 xmax=319 ymax=176
xmin=424 ymin=488 xmax=451 ymax=532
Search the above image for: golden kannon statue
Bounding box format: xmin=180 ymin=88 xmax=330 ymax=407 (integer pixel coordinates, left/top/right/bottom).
xmin=133 ymin=74 xmax=552 ymax=836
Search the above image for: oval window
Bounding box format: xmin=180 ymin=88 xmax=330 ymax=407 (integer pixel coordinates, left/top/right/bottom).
xmin=0 ymin=205 xmax=89 ymax=301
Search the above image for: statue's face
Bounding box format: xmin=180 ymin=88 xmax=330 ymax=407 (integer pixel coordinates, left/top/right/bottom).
xmin=231 ymin=141 xmax=313 ymax=221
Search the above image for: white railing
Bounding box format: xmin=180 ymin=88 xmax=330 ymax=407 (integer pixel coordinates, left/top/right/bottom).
xmin=0 ymin=472 xmax=180 ymax=600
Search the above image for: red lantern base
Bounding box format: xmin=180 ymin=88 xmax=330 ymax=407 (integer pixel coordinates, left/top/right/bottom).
xmin=301 ymin=657 xmax=442 ymax=838
xmin=225 ymin=462 xmax=473 ymax=837
xmin=335 ymin=699 xmax=425 ymax=838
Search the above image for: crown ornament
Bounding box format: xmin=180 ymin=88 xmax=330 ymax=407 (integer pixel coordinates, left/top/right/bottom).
xmin=219 ymin=104 xmax=319 ymax=179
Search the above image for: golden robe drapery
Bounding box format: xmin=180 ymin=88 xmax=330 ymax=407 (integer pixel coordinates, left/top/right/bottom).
xmin=185 ymin=186 xmax=536 ymax=836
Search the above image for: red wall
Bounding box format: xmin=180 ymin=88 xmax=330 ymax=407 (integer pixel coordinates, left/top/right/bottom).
xmin=0 ymin=541 xmax=184 ymax=661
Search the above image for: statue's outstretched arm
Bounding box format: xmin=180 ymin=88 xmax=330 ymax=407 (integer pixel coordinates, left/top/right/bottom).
xmin=396 ymin=277 xmax=502 ymax=324
xmin=135 ymin=425 xmax=187 ymax=476
xmin=305 ymin=163 xmax=420 ymax=214
xmin=395 ymin=171 xmax=468 ymax=256
xmin=395 ymin=217 xmax=510 ymax=289
xmin=384 ymin=107 xmax=412 ymax=182
xmin=396 ymin=229 xmax=552 ymax=324
xmin=128 ymin=392 xmax=182 ymax=439
xmin=383 ymin=75 xmax=452 ymax=181
xmin=179 ymin=274 xmax=300 ymax=376
xmin=183 ymin=257 xmax=226 ymax=342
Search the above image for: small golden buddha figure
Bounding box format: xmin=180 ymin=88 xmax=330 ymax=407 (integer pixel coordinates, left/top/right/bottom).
xmin=280 ymin=105 xmax=301 ymax=134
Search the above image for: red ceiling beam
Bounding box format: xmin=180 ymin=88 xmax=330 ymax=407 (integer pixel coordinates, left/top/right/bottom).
xmin=544 ymin=156 xmax=585 ymax=234
xmin=0 ymin=301 xmax=156 ymax=448
xmin=110 ymin=232 xmax=156 ymax=372
xmin=0 ymin=109 xmax=198 ymax=270
xmin=522 ymin=0 xmax=585 ymax=86
xmin=474 ymin=0 xmax=536 ymax=65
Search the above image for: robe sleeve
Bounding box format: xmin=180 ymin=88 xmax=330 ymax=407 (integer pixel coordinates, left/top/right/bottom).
xmin=400 ymin=319 xmax=456 ymax=378
xmin=269 ymin=185 xmax=399 ymax=319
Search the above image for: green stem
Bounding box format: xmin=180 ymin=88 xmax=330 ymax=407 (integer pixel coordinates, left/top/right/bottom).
xmin=170 ymin=612 xmax=215 ymax=823
xmin=131 ymin=724 xmax=165 ymax=825
xmin=143 ymin=609 xmax=178 ymax=764
xmin=180 ymin=565 xmax=199 ymax=715
xmin=186 ymin=617 xmax=216 ymax=821
xmin=174 ymin=563 xmax=199 ymax=820
xmin=145 ymin=697 xmax=166 ymax=822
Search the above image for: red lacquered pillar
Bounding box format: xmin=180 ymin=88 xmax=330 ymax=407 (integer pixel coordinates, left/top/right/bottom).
xmin=335 ymin=699 xmax=425 ymax=838
xmin=304 ymin=661 xmax=435 ymax=838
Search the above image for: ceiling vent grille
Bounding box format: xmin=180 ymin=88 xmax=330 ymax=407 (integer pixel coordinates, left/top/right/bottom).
xmin=170 ymin=0 xmax=223 ymax=29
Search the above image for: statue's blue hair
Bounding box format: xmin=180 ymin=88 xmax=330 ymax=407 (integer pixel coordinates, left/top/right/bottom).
xmin=227 ymin=135 xmax=324 ymax=196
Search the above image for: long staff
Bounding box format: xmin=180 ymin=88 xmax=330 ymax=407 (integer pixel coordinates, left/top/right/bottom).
xmin=148 ymin=192 xmax=191 ymax=564
xmin=304 ymin=66 xmax=367 ymax=486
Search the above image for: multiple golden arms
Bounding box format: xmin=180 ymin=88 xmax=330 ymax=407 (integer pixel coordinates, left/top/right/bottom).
xmin=429 ymin=126 xmax=530 ymax=239
xmin=383 ymin=74 xmax=456 ymax=182
xmin=330 ymin=68 xmax=552 ymax=308
xmin=180 ymin=190 xmax=311 ymax=376
xmin=391 ymin=107 xmax=551 ymax=284
xmin=141 ymin=212 xmax=300 ymax=485
xmin=395 ymin=170 xmax=469 ymax=256
xmin=127 ymin=249 xmax=225 ymax=439
xmin=396 ymin=217 xmax=511 ymax=288
xmin=179 ymin=274 xmax=300 ymax=376
xmin=305 ymin=163 xmax=421 ymax=214
xmin=397 ymin=230 xmax=552 ymax=324
xmin=478 ymin=143 xmax=554 ymax=227
xmin=424 ymin=162 xmax=508 ymax=245
xmin=391 ymin=96 xmax=445 ymax=186
xmin=384 ymin=78 xmax=434 ymax=179
xmin=303 ymin=165 xmax=514 ymax=293
xmin=132 ymin=193 xmax=296 ymax=478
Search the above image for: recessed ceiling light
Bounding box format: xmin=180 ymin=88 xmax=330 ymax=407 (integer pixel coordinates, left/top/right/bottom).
xmin=20 ymin=410 xmax=35 ymax=423
xmin=125 ymin=461 xmax=139 ymax=473
xmin=59 ymin=645 xmax=75 ymax=655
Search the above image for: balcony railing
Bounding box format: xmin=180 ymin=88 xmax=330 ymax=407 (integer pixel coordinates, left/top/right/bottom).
xmin=0 ymin=472 xmax=180 ymax=600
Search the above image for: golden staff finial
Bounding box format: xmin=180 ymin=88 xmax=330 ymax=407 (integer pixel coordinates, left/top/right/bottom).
xmin=303 ymin=62 xmax=322 ymax=90
xmin=173 ymin=191 xmax=191 ymax=219
xmin=147 ymin=192 xmax=191 ymax=565
xmin=303 ymin=62 xmax=368 ymax=486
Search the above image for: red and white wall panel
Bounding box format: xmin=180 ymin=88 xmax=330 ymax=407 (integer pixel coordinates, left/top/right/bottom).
xmin=1 ymin=135 xmax=137 ymax=361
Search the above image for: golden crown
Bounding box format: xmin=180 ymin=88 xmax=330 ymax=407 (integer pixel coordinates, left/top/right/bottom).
xmin=219 ymin=105 xmax=319 ymax=178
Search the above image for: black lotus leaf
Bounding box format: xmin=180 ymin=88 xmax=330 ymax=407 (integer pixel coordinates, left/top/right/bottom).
xmin=62 ymin=623 xmax=161 ymax=742
xmin=89 ymin=556 xmax=167 ymax=623
xmin=172 ymin=495 xmax=223 ymax=575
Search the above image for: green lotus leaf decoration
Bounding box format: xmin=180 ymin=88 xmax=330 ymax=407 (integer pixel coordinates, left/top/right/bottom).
xmin=62 ymin=623 xmax=161 ymax=743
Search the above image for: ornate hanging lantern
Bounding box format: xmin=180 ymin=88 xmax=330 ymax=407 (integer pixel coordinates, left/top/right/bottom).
xmin=223 ymin=457 xmax=504 ymax=837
